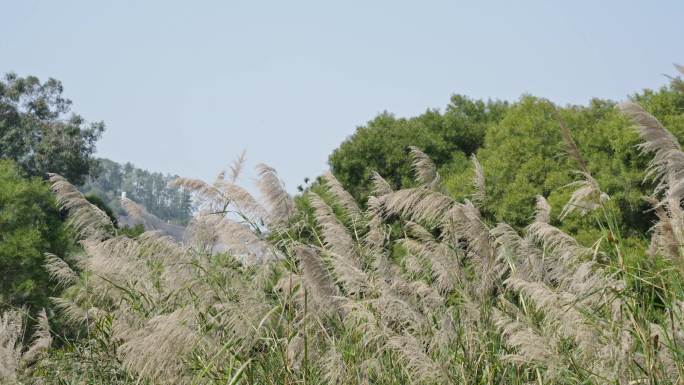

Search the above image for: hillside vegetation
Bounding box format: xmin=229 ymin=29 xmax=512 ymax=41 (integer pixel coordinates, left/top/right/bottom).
xmin=81 ymin=158 xmax=193 ymax=225
xmin=2 ymin=69 xmax=684 ymax=384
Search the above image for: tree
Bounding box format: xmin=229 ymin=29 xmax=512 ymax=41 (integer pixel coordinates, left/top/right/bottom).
xmin=467 ymin=96 xmax=571 ymax=227
xmin=328 ymin=96 xmax=507 ymax=201
xmin=0 ymin=160 xmax=70 ymax=310
xmin=441 ymin=94 xmax=509 ymax=154
xmin=0 ymin=73 xmax=104 ymax=185
xmin=328 ymin=77 xmax=682 ymax=245
xmin=81 ymin=158 xmax=193 ymax=225
xmin=329 ymin=112 xmax=447 ymax=201
xmin=443 ymin=80 xmax=684 ymax=242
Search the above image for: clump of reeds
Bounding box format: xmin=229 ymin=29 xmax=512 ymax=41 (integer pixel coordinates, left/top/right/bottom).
xmin=4 ymin=67 xmax=684 ymax=385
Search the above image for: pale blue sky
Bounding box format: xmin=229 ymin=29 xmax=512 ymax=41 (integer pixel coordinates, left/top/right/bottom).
xmin=2 ymin=1 xmax=683 ymax=192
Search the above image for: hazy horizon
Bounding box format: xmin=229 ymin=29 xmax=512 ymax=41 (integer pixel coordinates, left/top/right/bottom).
xmin=3 ymin=0 xmax=683 ymax=192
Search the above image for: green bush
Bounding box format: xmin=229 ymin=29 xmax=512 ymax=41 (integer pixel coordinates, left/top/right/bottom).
xmin=0 ymin=159 xmax=70 ymax=310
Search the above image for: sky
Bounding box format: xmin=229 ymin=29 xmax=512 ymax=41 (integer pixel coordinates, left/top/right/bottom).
xmin=2 ymin=0 xmax=683 ymax=192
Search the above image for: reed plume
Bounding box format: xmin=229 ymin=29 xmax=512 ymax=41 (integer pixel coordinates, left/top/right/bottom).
xmin=370 ymin=171 xmax=393 ymax=197
xmin=0 ymin=310 xmax=22 ymax=381
xmin=560 ymin=171 xmax=609 ymax=220
xmin=386 ymin=333 xmax=445 ymax=384
xmin=470 ymin=154 xmax=486 ymax=206
xmin=229 ymin=149 xmax=247 ymax=183
xmin=621 ymin=101 xmax=684 ymax=269
xmin=493 ymin=309 xmax=562 ymax=378
xmin=308 ymin=192 xmax=357 ymax=258
xmin=48 ymin=173 xmax=114 ymax=240
xmin=534 ymin=195 xmax=552 ymax=224
xmin=117 ymin=308 xmax=198 ymax=384
xmin=297 ymin=245 xmax=340 ymax=316
xmin=43 ymin=253 xmax=77 ymax=288
xmin=21 ymin=309 xmax=52 ymax=365
xmin=32 ymin=109 xmax=684 ymax=385
xmin=323 ymin=171 xmax=362 ymax=221
xmin=256 ymin=163 xmax=295 ymax=226
xmin=408 ymin=146 xmax=441 ymax=189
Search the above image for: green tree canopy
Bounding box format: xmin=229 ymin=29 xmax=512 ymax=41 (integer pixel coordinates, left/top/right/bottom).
xmin=443 ymin=82 xmax=684 ymax=242
xmin=328 ymin=95 xmax=507 ymax=201
xmin=0 ymin=160 xmax=70 ymax=310
xmin=0 ymin=73 xmax=104 ymax=185
xmin=327 ymin=78 xmax=683 ymax=245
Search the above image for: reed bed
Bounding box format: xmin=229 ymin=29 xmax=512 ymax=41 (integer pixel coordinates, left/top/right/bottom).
xmin=2 ymin=100 xmax=684 ymax=385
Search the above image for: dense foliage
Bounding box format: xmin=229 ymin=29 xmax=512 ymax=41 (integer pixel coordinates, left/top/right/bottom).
xmin=0 ymin=73 xmax=112 ymax=318
xmin=329 ymin=95 xmax=508 ymax=201
xmin=0 ymin=73 xmax=104 ymax=185
xmin=457 ymin=90 xmax=684 ymax=239
xmin=330 ymin=81 xmax=684 ymax=247
xmin=0 ymin=160 xmax=69 ymax=310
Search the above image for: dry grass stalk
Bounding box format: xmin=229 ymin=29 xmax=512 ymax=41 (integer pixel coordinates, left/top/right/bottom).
xmin=471 ymin=154 xmax=486 ymax=206
xmin=408 ymin=146 xmax=441 ymax=189
xmin=619 ymin=101 xmax=684 ymax=194
xmin=43 ymin=253 xmax=77 ymax=288
xmin=560 ymin=171 xmax=609 ymax=220
xmin=48 ymin=173 xmax=114 ymax=240
xmin=558 ymin=115 xmax=589 ymax=173
xmin=535 ymin=195 xmax=552 ymax=224
xmin=228 ymin=149 xmax=247 ymax=183
xmin=621 ymin=102 xmax=684 ymax=268
xmin=308 ymin=192 xmax=357 ymax=259
xmin=370 ymin=171 xmax=393 ymax=197
xmin=256 ymin=163 xmax=295 ymax=227
xmin=297 ymin=245 xmax=340 ymax=316
xmin=117 ymin=308 xmax=198 ymax=384
xmin=22 ymin=309 xmax=52 ymax=365
xmin=386 ymin=333 xmax=445 ymax=383
xmin=364 ymin=196 xmax=387 ymax=253
xmin=505 ymin=278 xmax=598 ymax=354
xmin=0 ymin=310 xmax=23 ymax=381
xmin=49 ymin=297 xmax=97 ymax=327
xmin=381 ymin=187 xmax=455 ymax=224
xmin=323 ymin=171 xmax=362 ymax=221
xmin=493 ymin=309 xmax=562 ymax=377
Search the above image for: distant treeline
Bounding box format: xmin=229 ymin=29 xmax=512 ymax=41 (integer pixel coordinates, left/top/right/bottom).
xmin=81 ymin=158 xmax=192 ymax=225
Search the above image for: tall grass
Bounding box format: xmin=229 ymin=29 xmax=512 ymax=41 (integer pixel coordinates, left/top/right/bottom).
xmin=3 ymin=95 xmax=684 ymax=384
